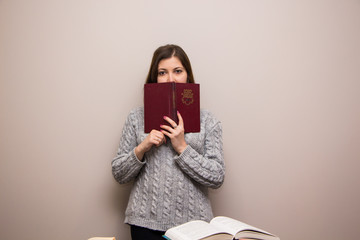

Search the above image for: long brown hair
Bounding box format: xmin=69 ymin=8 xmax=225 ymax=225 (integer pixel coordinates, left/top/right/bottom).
xmin=145 ymin=44 xmax=195 ymax=84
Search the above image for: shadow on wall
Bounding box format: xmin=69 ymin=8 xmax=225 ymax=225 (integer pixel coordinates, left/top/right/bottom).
xmin=110 ymin=181 xmax=133 ymax=219
xmin=107 ymin=180 xmax=133 ymax=238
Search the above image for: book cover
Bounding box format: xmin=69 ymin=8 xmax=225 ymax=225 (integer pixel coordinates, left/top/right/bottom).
xmin=144 ymin=82 xmax=200 ymax=133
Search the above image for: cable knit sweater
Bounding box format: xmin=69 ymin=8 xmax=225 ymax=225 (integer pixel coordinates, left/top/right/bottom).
xmin=112 ymin=107 xmax=225 ymax=231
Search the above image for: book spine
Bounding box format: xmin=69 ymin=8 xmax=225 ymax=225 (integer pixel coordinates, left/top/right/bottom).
xmin=171 ymin=82 xmax=177 ymax=122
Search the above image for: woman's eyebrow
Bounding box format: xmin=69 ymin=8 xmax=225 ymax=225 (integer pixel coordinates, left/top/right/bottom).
xmin=158 ymin=66 xmax=184 ymax=70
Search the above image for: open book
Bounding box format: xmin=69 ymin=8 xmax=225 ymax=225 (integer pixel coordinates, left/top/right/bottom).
xmin=163 ymin=216 xmax=280 ymax=240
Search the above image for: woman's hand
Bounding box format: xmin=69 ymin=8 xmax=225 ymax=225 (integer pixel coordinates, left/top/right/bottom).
xmin=135 ymin=130 xmax=166 ymax=161
xmin=160 ymin=111 xmax=188 ymax=154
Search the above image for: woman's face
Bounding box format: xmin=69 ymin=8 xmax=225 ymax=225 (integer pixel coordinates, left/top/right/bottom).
xmin=157 ymin=56 xmax=188 ymax=83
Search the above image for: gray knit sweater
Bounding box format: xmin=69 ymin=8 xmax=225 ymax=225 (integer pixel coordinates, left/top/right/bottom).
xmin=112 ymin=107 xmax=225 ymax=231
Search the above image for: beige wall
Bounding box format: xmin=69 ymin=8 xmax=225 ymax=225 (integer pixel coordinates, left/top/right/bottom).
xmin=1 ymin=0 xmax=360 ymax=239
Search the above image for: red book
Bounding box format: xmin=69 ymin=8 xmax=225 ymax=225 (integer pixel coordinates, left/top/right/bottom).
xmin=144 ymin=82 xmax=200 ymax=133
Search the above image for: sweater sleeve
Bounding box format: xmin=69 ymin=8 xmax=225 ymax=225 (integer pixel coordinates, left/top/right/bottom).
xmin=112 ymin=111 xmax=145 ymax=184
xmin=174 ymin=121 xmax=225 ymax=189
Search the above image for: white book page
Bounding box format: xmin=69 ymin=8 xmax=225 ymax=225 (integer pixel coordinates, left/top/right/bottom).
xmin=210 ymin=216 xmax=273 ymax=237
xmin=165 ymin=220 xmax=232 ymax=240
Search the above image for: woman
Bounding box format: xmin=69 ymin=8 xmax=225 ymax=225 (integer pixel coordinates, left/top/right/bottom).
xmin=112 ymin=44 xmax=225 ymax=240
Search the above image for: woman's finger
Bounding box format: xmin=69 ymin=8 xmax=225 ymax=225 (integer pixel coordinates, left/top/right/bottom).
xmin=149 ymin=130 xmax=166 ymax=145
xmin=163 ymin=116 xmax=178 ymax=129
xmin=152 ymin=136 xmax=164 ymax=146
xmin=177 ymin=111 xmax=184 ymax=128
xmin=160 ymin=124 xmax=175 ymax=133
xmin=161 ymin=129 xmax=171 ymax=138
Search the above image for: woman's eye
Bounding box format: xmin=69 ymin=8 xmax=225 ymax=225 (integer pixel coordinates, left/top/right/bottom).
xmin=175 ymin=69 xmax=182 ymax=74
xmin=158 ymin=71 xmax=166 ymax=76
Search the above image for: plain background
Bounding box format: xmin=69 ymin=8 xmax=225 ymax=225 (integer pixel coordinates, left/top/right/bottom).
xmin=1 ymin=0 xmax=360 ymax=239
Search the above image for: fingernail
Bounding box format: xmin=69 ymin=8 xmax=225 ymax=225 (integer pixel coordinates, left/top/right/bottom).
xmin=163 ymin=116 xmax=166 ymax=119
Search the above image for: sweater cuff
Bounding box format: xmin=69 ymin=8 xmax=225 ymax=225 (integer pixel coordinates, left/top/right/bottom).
xmin=174 ymin=145 xmax=192 ymax=164
xmin=132 ymin=148 xmax=146 ymax=165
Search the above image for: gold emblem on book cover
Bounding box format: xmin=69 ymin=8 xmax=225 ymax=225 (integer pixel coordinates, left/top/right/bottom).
xmin=181 ymin=89 xmax=194 ymax=105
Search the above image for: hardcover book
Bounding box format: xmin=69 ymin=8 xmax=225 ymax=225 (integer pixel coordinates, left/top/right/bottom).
xmin=163 ymin=216 xmax=280 ymax=240
xmin=144 ymin=82 xmax=200 ymax=133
